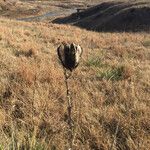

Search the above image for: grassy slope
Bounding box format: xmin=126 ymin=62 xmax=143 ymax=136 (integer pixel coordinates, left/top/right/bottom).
xmin=0 ymin=18 xmax=150 ymax=149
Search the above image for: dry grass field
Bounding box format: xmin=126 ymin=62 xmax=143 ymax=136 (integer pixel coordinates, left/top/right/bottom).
xmin=0 ymin=17 xmax=149 ymax=150
xmin=0 ymin=0 xmax=150 ymax=150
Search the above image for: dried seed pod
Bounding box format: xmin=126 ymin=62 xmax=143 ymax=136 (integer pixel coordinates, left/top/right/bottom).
xmin=57 ymin=42 xmax=83 ymax=71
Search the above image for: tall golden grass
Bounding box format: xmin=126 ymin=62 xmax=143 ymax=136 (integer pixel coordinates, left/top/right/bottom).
xmin=0 ymin=17 xmax=149 ymax=149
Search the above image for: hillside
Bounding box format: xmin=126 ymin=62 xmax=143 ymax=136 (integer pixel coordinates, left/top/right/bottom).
xmin=0 ymin=0 xmax=96 ymax=20
xmin=0 ymin=18 xmax=149 ymax=149
xmin=53 ymin=0 xmax=150 ymax=32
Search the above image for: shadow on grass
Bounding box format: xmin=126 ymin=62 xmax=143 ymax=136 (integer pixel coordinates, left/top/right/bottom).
xmin=99 ymin=118 xmax=130 ymax=150
xmin=53 ymin=1 xmax=150 ymax=32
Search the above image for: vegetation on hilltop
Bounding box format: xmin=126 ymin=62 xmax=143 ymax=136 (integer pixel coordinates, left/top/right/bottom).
xmin=0 ymin=18 xmax=149 ymax=149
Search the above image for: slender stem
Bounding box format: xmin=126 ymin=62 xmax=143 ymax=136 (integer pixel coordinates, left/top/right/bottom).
xmin=63 ymin=68 xmax=74 ymax=150
xmin=109 ymin=121 xmax=119 ymax=150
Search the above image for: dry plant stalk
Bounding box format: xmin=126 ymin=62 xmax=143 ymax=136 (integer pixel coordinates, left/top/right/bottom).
xmin=63 ymin=69 xmax=74 ymax=150
xmin=57 ymin=42 xmax=83 ymax=149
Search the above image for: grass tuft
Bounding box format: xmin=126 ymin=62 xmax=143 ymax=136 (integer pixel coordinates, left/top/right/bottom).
xmin=15 ymin=49 xmax=36 ymax=57
xmin=86 ymin=57 xmax=108 ymax=68
xmin=86 ymin=57 xmax=102 ymax=67
xmin=142 ymin=40 xmax=150 ymax=48
xmin=97 ymin=65 xmax=133 ymax=81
